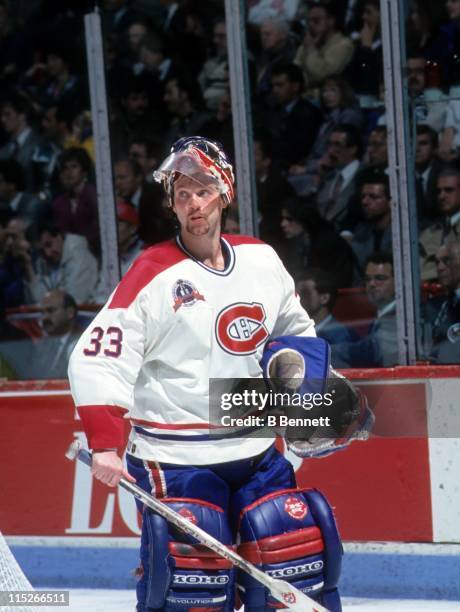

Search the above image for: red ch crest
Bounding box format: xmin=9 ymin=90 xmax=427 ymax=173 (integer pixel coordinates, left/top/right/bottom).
xmin=215 ymin=302 xmax=269 ymax=355
xmin=284 ymin=496 xmax=308 ymax=520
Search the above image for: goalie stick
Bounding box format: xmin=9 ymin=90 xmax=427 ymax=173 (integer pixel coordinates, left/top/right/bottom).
xmin=65 ymin=440 xmax=328 ymax=612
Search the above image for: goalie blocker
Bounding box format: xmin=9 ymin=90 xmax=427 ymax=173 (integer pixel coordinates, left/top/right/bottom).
xmin=261 ymin=336 xmax=374 ymax=458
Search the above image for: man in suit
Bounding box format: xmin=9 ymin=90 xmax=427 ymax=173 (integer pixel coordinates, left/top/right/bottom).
xmin=253 ymin=131 xmax=294 ymax=247
xmin=315 ymin=123 xmax=363 ymax=231
xmin=415 ymin=125 xmax=446 ymax=226
xmin=27 ymin=290 xmax=83 ymax=379
xmin=419 ymin=167 xmax=460 ymax=281
xmin=332 ymin=251 xmax=397 ymax=367
xmin=0 ymin=159 xmax=50 ymax=225
xmin=0 ymin=93 xmax=43 ymax=191
xmin=266 ymin=62 xmax=322 ymax=170
xmin=23 ymin=224 xmax=98 ymax=305
xmin=163 ymin=73 xmax=211 ymax=151
xmin=351 ymin=169 xmax=392 ymax=281
xmin=296 ymin=268 xmax=358 ymax=363
xmin=426 ymin=241 xmax=460 ymax=364
xmin=257 ymin=17 xmax=297 ymax=99
xmin=114 ymin=157 xmax=174 ymax=245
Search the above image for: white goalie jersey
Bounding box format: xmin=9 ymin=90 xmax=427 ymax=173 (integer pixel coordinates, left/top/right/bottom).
xmin=68 ymin=234 xmax=315 ymax=465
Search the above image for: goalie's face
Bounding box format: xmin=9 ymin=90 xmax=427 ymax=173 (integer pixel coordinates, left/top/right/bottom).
xmin=172 ymin=174 xmax=226 ymax=237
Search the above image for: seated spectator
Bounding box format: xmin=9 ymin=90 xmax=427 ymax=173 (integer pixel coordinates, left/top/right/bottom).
xmin=110 ymin=74 xmax=164 ymax=158
xmin=279 ymin=199 xmax=355 ymax=286
xmin=31 ymin=104 xmax=71 ymax=197
xmin=125 ymin=16 xmax=152 ymax=74
xmin=0 ymin=159 xmax=50 ymax=225
xmin=139 ymin=33 xmax=178 ymax=86
xmin=296 ymin=268 xmax=358 ymax=346
xmin=407 ymin=52 xmax=448 ymax=133
xmin=351 ymin=169 xmax=392 ymax=282
xmin=114 ymin=157 xmax=174 ymax=245
xmin=32 ymin=43 xmax=83 ymax=112
xmin=0 ymin=215 xmax=32 ymax=308
xmin=426 ymin=240 xmax=460 ymax=364
xmin=439 ymin=99 xmax=460 ymax=163
xmin=279 ymin=200 xmax=310 ymax=280
xmin=248 ymin=0 xmax=300 ymax=25
xmin=200 ymin=90 xmax=235 ymax=159
xmin=198 ymin=17 xmax=229 ymax=112
xmin=163 ymin=73 xmax=211 ymax=151
xmin=253 ymin=131 xmax=295 ymax=247
xmin=314 ymin=123 xmax=363 ymax=231
xmin=0 ymin=93 xmax=43 ymax=191
xmin=22 ymin=290 xmax=83 ymax=379
xmin=264 ymin=62 xmax=322 ymax=170
xmin=346 ymin=0 xmax=383 ymax=102
xmin=158 ymin=0 xmax=208 ymax=70
xmin=52 ymin=148 xmax=99 ymax=255
xmin=423 ymin=243 xmax=458 ymax=353
xmin=332 ymin=251 xmax=397 ymax=367
xmin=420 ymin=167 xmax=460 ymax=281
xmin=256 ymin=16 xmax=297 ymax=99
xmin=117 ymin=200 xmax=143 ymax=275
xmin=294 ymin=1 xmax=353 ymax=100
xmin=362 ymin=125 xmax=388 ymax=172
xmin=414 ymin=125 xmax=446 ymax=226
xmin=378 ymin=51 xmax=448 ymax=133
xmin=288 ymin=75 xmax=364 ymax=194
xmin=128 ymin=136 xmax=162 ymax=178
xmin=23 ymin=224 xmax=98 ymax=305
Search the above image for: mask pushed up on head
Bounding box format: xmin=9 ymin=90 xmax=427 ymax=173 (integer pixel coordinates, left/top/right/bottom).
xmin=153 ymin=137 xmax=235 ymax=206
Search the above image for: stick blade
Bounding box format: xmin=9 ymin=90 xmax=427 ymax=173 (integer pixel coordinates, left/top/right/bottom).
xmin=269 ymin=579 xmax=329 ymax=612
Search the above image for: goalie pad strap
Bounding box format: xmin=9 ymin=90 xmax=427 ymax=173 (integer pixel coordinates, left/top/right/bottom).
xmin=169 ymin=542 xmax=236 ymax=561
xmin=238 ymin=534 xmax=324 ymax=564
xmin=241 ymin=525 xmax=322 ymax=551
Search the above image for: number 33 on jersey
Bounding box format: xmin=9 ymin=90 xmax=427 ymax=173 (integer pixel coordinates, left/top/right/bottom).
xmin=69 ymin=235 xmax=315 ymax=464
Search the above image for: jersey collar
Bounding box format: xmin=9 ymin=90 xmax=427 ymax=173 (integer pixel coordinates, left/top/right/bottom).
xmin=175 ymin=234 xmax=235 ymax=276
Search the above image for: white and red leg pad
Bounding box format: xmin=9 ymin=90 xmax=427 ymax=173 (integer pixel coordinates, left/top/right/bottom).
xmin=140 ymin=498 xmax=235 ymax=611
xmin=237 ymin=488 xmax=342 ymax=612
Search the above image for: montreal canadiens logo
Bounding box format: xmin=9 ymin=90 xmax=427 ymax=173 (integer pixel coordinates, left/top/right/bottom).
xmin=216 ymin=302 xmax=269 ymax=355
xmin=178 ymin=508 xmax=198 ymax=524
xmin=284 ymin=496 xmax=308 ymax=520
xmin=282 ymin=592 xmax=296 ymax=604
xmin=172 ymin=279 xmax=205 ymax=311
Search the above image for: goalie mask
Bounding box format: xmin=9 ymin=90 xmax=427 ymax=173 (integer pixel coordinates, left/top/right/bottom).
xmin=154 ymin=137 xmax=235 ymax=206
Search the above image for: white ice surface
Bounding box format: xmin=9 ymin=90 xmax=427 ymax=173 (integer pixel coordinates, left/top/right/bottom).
xmin=64 ymin=590 xmax=460 ymax=612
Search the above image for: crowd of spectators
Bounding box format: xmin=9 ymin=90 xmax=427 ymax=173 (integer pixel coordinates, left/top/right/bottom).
xmin=1 ymin=0 xmax=460 ymax=378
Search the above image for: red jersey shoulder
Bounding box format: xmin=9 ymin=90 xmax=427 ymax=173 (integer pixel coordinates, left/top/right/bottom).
xmin=109 ymin=239 xmax=186 ymax=309
xmin=223 ymin=233 xmax=266 ymax=247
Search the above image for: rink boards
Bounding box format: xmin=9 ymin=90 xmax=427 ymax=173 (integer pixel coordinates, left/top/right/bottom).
xmin=1 ymin=367 xmax=460 ymax=598
xmin=0 ymin=366 xmax=459 ymax=543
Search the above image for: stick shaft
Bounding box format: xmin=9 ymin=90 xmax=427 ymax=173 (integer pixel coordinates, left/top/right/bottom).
xmin=67 ymin=442 xmax=328 ymax=612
